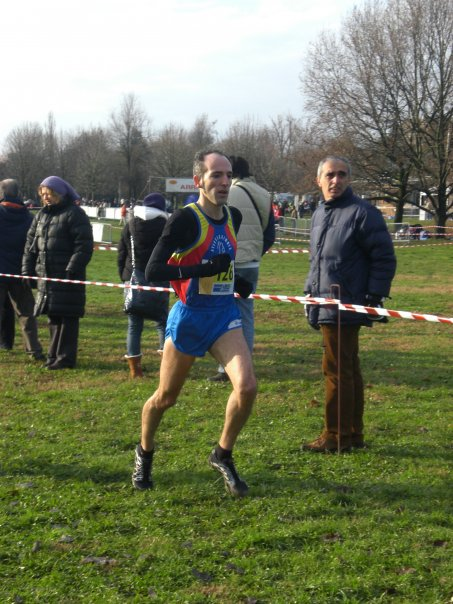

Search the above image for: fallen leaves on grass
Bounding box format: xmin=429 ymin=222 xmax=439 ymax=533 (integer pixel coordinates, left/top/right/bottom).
xmin=191 ymin=568 xmax=213 ymax=583
xmin=81 ymin=556 xmax=118 ymax=566
xmin=322 ymin=532 xmax=342 ymax=543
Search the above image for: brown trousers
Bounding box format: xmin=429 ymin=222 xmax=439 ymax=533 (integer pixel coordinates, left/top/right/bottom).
xmin=321 ymin=324 xmax=364 ymax=437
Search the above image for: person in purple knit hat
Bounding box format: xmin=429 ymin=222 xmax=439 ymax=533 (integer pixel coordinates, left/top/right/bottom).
xmin=22 ymin=176 xmax=94 ymax=369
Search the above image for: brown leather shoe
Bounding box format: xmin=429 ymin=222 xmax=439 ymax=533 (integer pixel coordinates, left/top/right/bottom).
xmin=301 ymin=432 xmax=352 ymax=453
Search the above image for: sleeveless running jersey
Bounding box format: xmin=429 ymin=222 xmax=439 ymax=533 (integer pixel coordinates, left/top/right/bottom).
xmin=168 ymin=203 xmax=237 ymax=308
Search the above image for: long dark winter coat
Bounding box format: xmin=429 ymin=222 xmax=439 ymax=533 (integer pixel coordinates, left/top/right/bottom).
xmin=304 ymin=187 xmax=396 ymax=327
xmin=22 ymin=198 xmax=93 ymax=317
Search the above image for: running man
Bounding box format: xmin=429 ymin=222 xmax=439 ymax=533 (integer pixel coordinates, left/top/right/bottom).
xmin=131 ymin=150 xmax=257 ymax=497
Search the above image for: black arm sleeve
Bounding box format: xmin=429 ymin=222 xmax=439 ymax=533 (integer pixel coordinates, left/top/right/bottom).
xmin=230 ymin=206 xmax=242 ymax=234
xmin=117 ymin=224 xmax=130 ymax=279
xmin=262 ymin=207 xmax=276 ymax=255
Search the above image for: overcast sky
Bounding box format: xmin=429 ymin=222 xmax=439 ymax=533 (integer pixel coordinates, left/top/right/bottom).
xmin=2 ymin=0 xmax=363 ymax=149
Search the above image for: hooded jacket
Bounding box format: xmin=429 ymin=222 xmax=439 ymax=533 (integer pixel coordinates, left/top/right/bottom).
xmin=118 ymin=205 xmax=168 ymax=281
xmin=305 ymin=187 xmax=396 ymax=326
xmin=22 ymin=198 xmax=93 ymax=317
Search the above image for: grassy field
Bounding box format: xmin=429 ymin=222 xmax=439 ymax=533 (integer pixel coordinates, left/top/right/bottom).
xmin=1 ymin=241 xmax=452 ymax=603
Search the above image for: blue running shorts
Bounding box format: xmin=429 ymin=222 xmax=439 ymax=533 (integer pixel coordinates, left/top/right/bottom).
xmin=165 ymin=300 xmax=242 ymax=357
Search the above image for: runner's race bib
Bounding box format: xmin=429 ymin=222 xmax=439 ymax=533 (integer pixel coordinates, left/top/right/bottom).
xmin=199 ymin=261 xmax=234 ymax=295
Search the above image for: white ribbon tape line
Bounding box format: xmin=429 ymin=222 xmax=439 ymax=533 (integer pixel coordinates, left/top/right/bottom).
xmin=1 ymin=273 xmax=452 ymax=325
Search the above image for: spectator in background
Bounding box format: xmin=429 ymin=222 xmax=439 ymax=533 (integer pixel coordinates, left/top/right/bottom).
xmin=119 ymin=200 xmax=128 ymax=225
xmin=209 ymin=155 xmax=275 ymax=382
xmin=183 ymin=194 xmax=198 ymax=207
xmin=118 ymin=193 xmax=170 ymax=378
xmin=22 ymin=176 xmax=93 ymax=370
xmin=303 ymin=156 xmax=396 ymax=452
xmin=273 ymin=201 xmax=283 ymax=225
xmin=0 ymin=179 xmax=44 ymax=360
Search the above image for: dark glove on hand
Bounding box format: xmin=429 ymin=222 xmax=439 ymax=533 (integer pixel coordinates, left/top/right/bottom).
xmin=234 ymin=275 xmax=253 ymax=299
xmin=304 ymin=305 xmax=320 ymax=330
xmin=304 ymin=295 xmax=320 ymax=330
xmin=365 ymin=294 xmax=388 ymax=323
xmin=197 ymin=253 xmax=231 ymax=277
xmin=66 ymin=271 xmax=79 ymax=281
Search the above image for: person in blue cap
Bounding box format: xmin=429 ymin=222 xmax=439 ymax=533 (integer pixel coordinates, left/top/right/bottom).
xmin=22 ymin=176 xmax=93 ymax=369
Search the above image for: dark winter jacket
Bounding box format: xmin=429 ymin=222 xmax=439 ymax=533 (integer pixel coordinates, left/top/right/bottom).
xmin=305 ymin=187 xmax=396 ymax=326
xmin=0 ymin=200 xmax=33 ymax=276
xmin=22 ymin=198 xmax=93 ymax=317
xmin=118 ymin=207 xmax=168 ymax=282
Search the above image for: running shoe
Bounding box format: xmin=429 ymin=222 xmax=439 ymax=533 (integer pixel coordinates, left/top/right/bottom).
xmin=132 ymin=444 xmax=153 ymax=490
xmin=209 ymin=449 xmax=249 ymax=497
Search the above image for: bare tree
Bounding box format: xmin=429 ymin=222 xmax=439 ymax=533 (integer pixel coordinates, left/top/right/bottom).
xmin=188 ymin=114 xmax=217 ymax=152
xmin=4 ymin=123 xmax=46 ymax=199
xmin=302 ymin=0 xmax=453 ymax=225
xmin=151 ymin=123 xmax=192 ymax=179
xmin=110 ymin=93 xmax=151 ymax=199
xmin=42 ymin=112 xmax=59 ymax=176
xmin=65 ymin=127 xmax=116 ymax=200
xmin=220 ymin=117 xmax=279 ymax=191
xmin=265 ymin=114 xmax=305 ymax=192
xmin=221 ymin=114 xmax=306 ymax=195
xmin=221 ymin=117 xmax=264 ymax=161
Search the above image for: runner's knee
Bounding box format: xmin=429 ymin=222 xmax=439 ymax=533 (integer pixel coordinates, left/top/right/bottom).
xmin=235 ymin=378 xmax=257 ymax=404
xmin=151 ymin=391 xmax=178 ymax=411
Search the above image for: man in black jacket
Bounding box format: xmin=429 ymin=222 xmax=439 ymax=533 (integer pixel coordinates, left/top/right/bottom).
xmin=0 ymin=179 xmax=43 ymax=360
xmin=303 ymin=156 xmax=396 ymax=452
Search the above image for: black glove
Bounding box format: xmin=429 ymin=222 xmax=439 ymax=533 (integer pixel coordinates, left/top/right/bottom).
xmin=197 ymin=253 xmax=231 ymax=278
xmin=365 ymin=294 xmax=388 ymax=323
xmin=234 ymin=275 xmax=253 ymax=299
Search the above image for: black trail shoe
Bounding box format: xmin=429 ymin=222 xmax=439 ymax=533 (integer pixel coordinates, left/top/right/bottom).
xmin=132 ymin=444 xmax=153 ymax=490
xmin=207 ymin=372 xmax=230 ymax=383
xmin=209 ymin=449 xmax=249 ymax=497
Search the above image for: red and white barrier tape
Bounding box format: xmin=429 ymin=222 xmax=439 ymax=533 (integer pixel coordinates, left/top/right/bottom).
xmin=95 ymin=245 xmax=312 ymax=254
xmin=268 ymin=248 xmax=310 ymax=254
xmin=1 ymin=272 xmax=452 ymax=325
xmin=275 ymin=237 xmax=310 ymax=243
xmin=394 ymin=241 xmax=453 ymax=248
xmin=94 ymin=245 xmax=118 ymax=251
xmin=94 ymin=243 xmax=452 ymax=254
